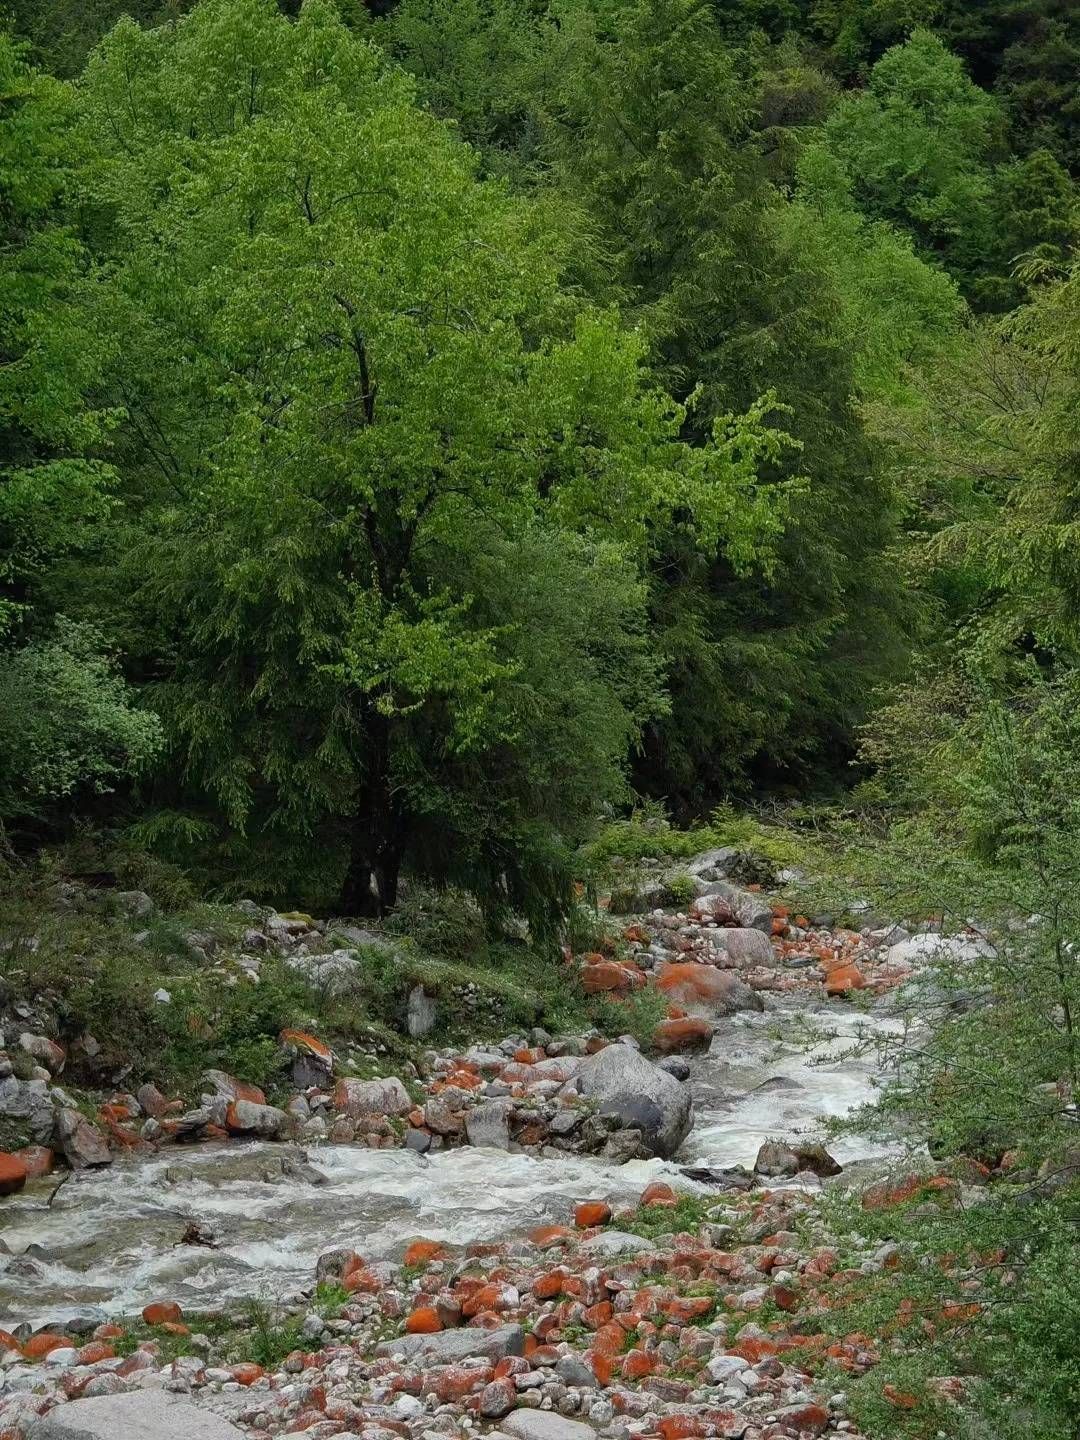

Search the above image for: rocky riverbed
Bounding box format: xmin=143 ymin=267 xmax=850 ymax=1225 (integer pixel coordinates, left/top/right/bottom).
xmin=0 ymin=854 xmax=982 ymax=1440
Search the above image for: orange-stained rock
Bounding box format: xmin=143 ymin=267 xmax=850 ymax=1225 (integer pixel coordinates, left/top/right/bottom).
xmin=343 ymin=1267 xmax=382 ymax=1294
xmin=161 ymin=1322 xmax=190 ymax=1336
xmin=420 ymin=1363 xmax=493 ymax=1402
xmin=657 ymin=1416 xmax=708 ymax=1440
xmin=22 ymin=1334 xmax=71 ymax=1359
xmin=582 ymin=1301 xmax=613 ymax=1329
xmin=666 ymin=1296 xmax=713 ymax=1323
xmin=655 ymin=962 xmax=754 ymax=1012
xmin=621 ymin=1349 xmax=656 ymax=1379
xmin=75 ymin=1341 xmax=115 ymax=1365
xmin=533 ymin=1270 xmax=566 ymax=1300
xmin=280 ymin=1029 xmax=333 ymax=1060
xmin=640 ymin=1181 xmax=678 ymax=1207
xmin=406 ymin=1308 xmax=444 ymax=1334
xmin=230 ymin=1363 xmax=265 ymax=1386
xmin=574 ymin=1200 xmax=611 ymax=1228
xmin=588 ymin=1349 xmax=616 ymax=1386
xmin=652 ymin=1017 xmax=714 ymax=1055
xmin=862 ymin=1173 xmax=927 ymax=1211
xmin=404 ymin=1240 xmax=447 ymax=1267
xmin=0 ymin=1152 xmax=27 ymax=1197
xmin=142 ymin=1301 xmax=182 ymax=1326
xmin=14 ymin=1146 xmax=54 ymax=1181
xmin=0 ymin=1331 xmax=21 ymax=1353
xmin=92 ymin=1323 xmax=125 ymax=1341
xmin=580 ymin=959 xmax=645 ymax=994
xmin=826 ymin=964 xmax=865 ymax=996
xmin=527 ymin=1224 xmax=570 ymax=1249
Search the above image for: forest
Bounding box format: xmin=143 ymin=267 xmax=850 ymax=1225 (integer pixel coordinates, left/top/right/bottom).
xmin=2 ymin=1 xmax=1080 ymax=1435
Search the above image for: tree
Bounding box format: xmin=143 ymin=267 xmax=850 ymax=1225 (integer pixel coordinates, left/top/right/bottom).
xmin=70 ymin=0 xmax=784 ymax=914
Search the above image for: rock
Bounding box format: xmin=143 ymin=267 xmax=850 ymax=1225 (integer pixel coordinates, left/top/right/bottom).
xmin=655 ymin=964 xmax=764 ymax=1017
xmin=405 ymin=985 xmax=438 ymax=1039
xmin=793 ymin=1143 xmax=842 ymax=1177
xmin=503 ymin=1411 xmax=597 ymax=1440
xmin=656 ymin=1056 xmax=691 ymax=1081
xmin=376 ymin=1323 xmax=525 ymax=1364
xmin=136 ymin=1084 xmax=170 ymax=1119
xmin=825 ymin=964 xmax=865 ymax=996
xmin=19 ymin=1035 xmax=65 ymax=1075
xmin=651 ymin=1017 xmax=713 ymax=1054
xmin=579 ymin=1230 xmax=657 ymax=1258
xmin=574 ymin=1043 xmax=692 ymax=1158
xmin=405 ymin=1127 xmax=431 ymax=1153
xmin=693 ymin=882 xmax=773 ymax=931
xmin=201 ymin=1071 xmax=266 ymax=1105
xmin=754 ymin=1140 xmax=800 ymax=1177
xmin=55 ymin=1111 xmax=111 ymax=1169
xmin=684 ymin=848 xmax=739 ymax=879
xmin=555 ymin=1355 xmax=598 ymax=1388
xmin=464 ymin=1099 xmax=513 ymax=1150
xmin=707 ymin=928 xmax=774 ymax=967
xmin=113 ymin=891 xmax=154 ymax=920
xmin=580 ymin=959 xmax=645 ymax=994
xmin=223 ymin=1099 xmax=288 ymax=1138
xmin=0 ymin=1151 xmax=28 ymax=1196
xmin=278 ymin=1031 xmax=334 ymax=1089
xmin=26 ymin=1390 xmax=245 ymax=1439
xmin=0 ymin=1075 xmax=56 ymax=1143
xmin=332 ymin=1076 xmax=411 ymax=1119
xmin=608 ymin=883 xmax=671 ymax=916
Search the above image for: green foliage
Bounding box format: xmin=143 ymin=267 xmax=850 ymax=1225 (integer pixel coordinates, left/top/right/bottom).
xmin=0 ymin=620 xmax=162 ymax=826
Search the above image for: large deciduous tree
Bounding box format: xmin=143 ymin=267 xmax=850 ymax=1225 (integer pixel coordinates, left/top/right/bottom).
xmin=71 ymin=0 xmax=783 ymax=914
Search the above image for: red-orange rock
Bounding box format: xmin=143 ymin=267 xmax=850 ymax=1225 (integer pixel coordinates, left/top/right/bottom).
xmin=533 ymin=1270 xmax=566 ymax=1300
xmin=640 ymin=1181 xmax=678 ymax=1207
xmin=230 ymin=1363 xmax=265 ymax=1386
xmin=0 ymin=1152 xmax=27 ymax=1197
xmin=883 ymin=1384 xmax=919 ymax=1409
xmin=652 ymin=1017 xmax=714 ymax=1054
xmin=75 ymin=1341 xmax=115 ymax=1365
xmin=580 ymin=959 xmax=645 ymax=994
xmin=22 ymin=1334 xmax=71 ymax=1359
xmin=528 ymin=1225 xmax=570 ymax=1249
xmin=621 ymin=1349 xmax=656 ymax=1379
xmin=404 ymin=1240 xmax=447 ymax=1267
xmin=826 ymin=964 xmax=865 ymax=996
xmin=279 ymin=1029 xmax=332 ymax=1060
xmin=141 ymin=1301 xmax=182 ymax=1326
xmin=406 ymin=1307 xmax=443 ymax=1334
xmin=574 ymin=1200 xmax=612 ymax=1228
xmin=0 ymin=1331 xmax=21 ymax=1353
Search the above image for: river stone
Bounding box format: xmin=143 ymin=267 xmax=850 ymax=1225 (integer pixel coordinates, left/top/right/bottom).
xmin=707 ymin=928 xmax=774 ymax=967
xmin=574 ymin=1043 xmax=692 ymax=1158
xmin=693 ymin=882 xmax=773 ymax=932
xmin=27 ymin=1391 xmax=245 ymax=1440
xmin=332 ymin=1076 xmax=411 ymax=1119
xmin=503 ymin=1410 xmax=597 ymax=1440
xmin=54 ymin=1109 xmax=111 ymax=1168
xmin=376 ymin=1323 xmax=525 ymax=1364
xmin=684 ymin=848 xmax=738 ymax=880
xmin=464 ymin=1098 xmax=513 ymax=1150
xmin=579 ymin=1230 xmax=657 ymax=1258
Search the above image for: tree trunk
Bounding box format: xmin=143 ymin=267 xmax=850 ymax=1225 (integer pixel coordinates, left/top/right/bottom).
xmin=340 ymin=708 xmax=401 ymax=916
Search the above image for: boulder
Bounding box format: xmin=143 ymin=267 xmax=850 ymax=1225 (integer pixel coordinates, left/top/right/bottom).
xmin=19 ymin=1035 xmax=65 ymax=1075
xmin=405 ymin=985 xmax=438 ymax=1039
xmin=26 ymin=1391 xmax=245 ymax=1440
xmin=754 ymin=1140 xmax=799 ymax=1177
xmin=655 ymin=963 xmax=764 ymax=1017
xmin=683 ymin=848 xmax=738 ymax=880
xmin=579 ymin=1230 xmax=657 ymax=1258
xmin=793 ymin=1143 xmax=842 ymax=1177
xmin=223 ymin=1099 xmax=288 ymax=1139
xmin=503 ymin=1412 xmax=597 ymax=1440
xmin=464 ymin=1099 xmax=513 ymax=1151
xmin=376 ymin=1323 xmax=524 ymax=1364
xmin=201 ymin=1072 xmax=266 ymax=1105
xmin=693 ymin=882 xmax=773 ymax=932
xmin=286 ymin=949 xmax=365 ymax=996
xmin=651 ymin=1017 xmax=713 ymax=1055
xmin=707 ymin=928 xmax=774 ymax=968
xmin=332 ymin=1076 xmax=412 ymax=1119
xmin=0 ymin=1075 xmax=56 ymax=1144
xmin=55 ymin=1111 xmax=111 ymax=1169
xmin=573 ymin=1043 xmax=692 ymax=1158
xmin=0 ymin=1151 xmax=28 ymax=1196
xmin=278 ymin=1031 xmax=334 ymax=1089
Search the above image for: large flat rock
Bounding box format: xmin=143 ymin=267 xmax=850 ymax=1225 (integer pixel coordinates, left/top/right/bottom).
xmin=376 ymin=1322 xmax=524 ymax=1363
xmin=28 ymin=1392 xmax=246 ymax=1440
xmin=503 ymin=1410 xmax=597 ymax=1440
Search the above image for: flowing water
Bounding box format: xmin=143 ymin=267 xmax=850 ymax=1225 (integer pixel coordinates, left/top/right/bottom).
xmin=0 ymin=996 xmax=906 ymax=1329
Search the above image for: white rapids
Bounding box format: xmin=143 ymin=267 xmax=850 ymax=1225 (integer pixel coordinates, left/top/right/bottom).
xmin=0 ymin=993 xmax=906 ymax=1329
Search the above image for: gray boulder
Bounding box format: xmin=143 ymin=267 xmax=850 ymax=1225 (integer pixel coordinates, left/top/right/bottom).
xmin=707 ymin=928 xmax=774 ymax=967
xmin=376 ymin=1323 xmax=524 ymax=1364
xmin=754 ymin=1139 xmax=799 ymax=1177
xmin=694 ymin=882 xmax=773 ymax=932
xmin=503 ymin=1412 xmax=597 ymax=1440
xmin=405 ymin=985 xmax=437 ymax=1039
xmin=27 ymin=1392 xmax=245 ymax=1440
xmin=464 ymin=1099 xmax=513 ymax=1150
xmin=333 ymin=1076 xmax=412 ymax=1119
xmin=0 ymin=1076 xmax=55 ymax=1144
xmin=573 ymin=1043 xmax=692 ymax=1158
xmin=55 ymin=1110 xmax=111 ymax=1168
